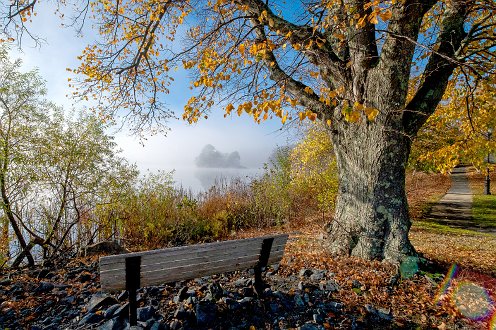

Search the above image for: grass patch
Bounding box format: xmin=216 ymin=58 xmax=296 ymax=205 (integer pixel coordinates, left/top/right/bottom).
xmin=412 ymin=220 xmax=494 ymax=236
xmin=472 ymin=194 xmax=496 ymax=228
xmin=410 ymin=225 xmax=496 ymax=276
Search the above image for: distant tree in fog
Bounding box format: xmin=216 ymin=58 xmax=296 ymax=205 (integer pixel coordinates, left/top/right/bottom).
xmin=195 ymin=144 xmax=244 ymax=169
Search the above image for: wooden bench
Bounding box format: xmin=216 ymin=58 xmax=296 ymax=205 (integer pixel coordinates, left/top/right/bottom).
xmin=99 ymin=234 xmax=288 ymax=325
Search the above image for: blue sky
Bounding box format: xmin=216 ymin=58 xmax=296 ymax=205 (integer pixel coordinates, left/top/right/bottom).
xmin=9 ymin=4 xmax=294 ymax=183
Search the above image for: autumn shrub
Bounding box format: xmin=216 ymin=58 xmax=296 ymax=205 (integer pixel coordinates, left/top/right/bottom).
xmin=290 ymin=125 xmax=339 ymax=215
xmin=92 ymin=125 xmax=340 ymax=251
xmin=94 ymin=171 xmax=198 ymax=249
xmin=197 ymin=177 xmax=256 ymax=234
xmin=250 ymin=146 xmax=293 ymax=226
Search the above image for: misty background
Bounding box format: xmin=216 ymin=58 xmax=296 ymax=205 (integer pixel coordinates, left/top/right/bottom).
xmin=8 ymin=4 xmax=295 ymax=194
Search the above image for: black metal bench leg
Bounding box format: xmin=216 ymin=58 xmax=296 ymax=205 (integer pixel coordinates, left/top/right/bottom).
xmin=126 ymin=256 xmax=141 ymax=326
xmin=254 ymin=238 xmax=274 ymax=296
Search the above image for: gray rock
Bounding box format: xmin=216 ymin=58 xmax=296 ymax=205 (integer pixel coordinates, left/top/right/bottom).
xmin=319 ymin=280 xmax=340 ymax=292
xmin=294 ymin=294 xmax=305 ymax=307
xmin=202 ymin=292 xmax=213 ymax=301
xmin=137 ymin=305 xmax=155 ymax=321
xmin=104 ymin=304 xmax=121 ymax=319
xmin=299 ymin=269 xmax=313 ymax=277
xmin=149 ymin=321 xmax=167 ymax=330
xmin=98 ymin=317 xmax=126 ymax=330
xmin=78 ymin=312 xmax=104 ymax=326
xmin=351 ymin=280 xmax=362 ymax=289
xmin=185 ymin=296 xmax=198 ymax=305
xmin=313 ymin=313 xmax=324 ymax=323
xmin=234 ymin=278 xmax=252 ymax=287
xmin=113 ymin=303 xmax=130 ymax=318
xmin=327 ymin=301 xmax=343 ymax=312
xmin=298 ymin=281 xmax=305 ymax=291
xmin=365 ymin=304 xmax=393 ymax=322
xmin=87 ymin=293 xmax=119 ymax=313
xmin=34 ymin=282 xmax=54 ymax=293
xmin=84 ymin=240 xmax=128 ymax=256
xmin=174 ymin=286 xmax=188 ymax=303
xmin=310 ymin=270 xmax=326 ymax=281
xmin=169 ymin=320 xmax=182 ymax=330
xmin=298 ymin=323 xmax=323 ymax=330
xmin=222 ymin=297 xmax=240 ymax=311
xmin=117 ymin=291 xmax=128 ymax=301
xmin=237 ymin=297 xmax=253 ymax=304
xmin=208 ymin=282 xmax=223 ymax=300
xmin=195 ymin=301 xmax=217 ymax=327
xmin=174 ymin=306 xmax=189 ymax=320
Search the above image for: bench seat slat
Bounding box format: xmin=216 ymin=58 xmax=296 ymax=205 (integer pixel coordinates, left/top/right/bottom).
xmin=101 ymin=250 xmax=285 ymax=291
xmin=100 ymin=242 xmax=285 ymax=274
xmin=99 ymin=234 xmax=288 ymax=292
xmin=101 ymin=249 xmax=285 ymax=281
xmin=100 ymin=235 xmax=288 ymax=268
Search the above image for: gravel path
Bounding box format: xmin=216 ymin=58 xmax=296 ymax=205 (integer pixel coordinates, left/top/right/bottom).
xmin=427 ymin=166 xmax=495 ymax=233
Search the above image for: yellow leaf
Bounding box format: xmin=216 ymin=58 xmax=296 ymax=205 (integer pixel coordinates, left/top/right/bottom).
xmin=370 ymin=13 xmax=379 ymax=25
xmin=379 ymin=10 xmax=392 ymax=21
xmin=304 ymin=86 xmax=314 ymax=94
xmin=364 ymin=107 xmax=379 ymax=121
xmin=353 ymin=101 xmax=364 ymax=111
xmin=225 ymin=103 xmax=234 ymax=114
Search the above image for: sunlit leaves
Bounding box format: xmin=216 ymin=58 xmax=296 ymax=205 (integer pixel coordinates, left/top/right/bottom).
xmin=70 ymin=0 xmax=192 ymax=134
xmin=290 ymin=124 xmax=338 ymax=212
xmin=410 ymin=77 xmax=496 ymax=173
xmin=33 ymin=0 xmax=489 ymax=139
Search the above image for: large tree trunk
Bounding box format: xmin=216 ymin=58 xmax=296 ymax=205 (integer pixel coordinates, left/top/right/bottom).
xmin=326 ymin=119 xmax=415 ymax=262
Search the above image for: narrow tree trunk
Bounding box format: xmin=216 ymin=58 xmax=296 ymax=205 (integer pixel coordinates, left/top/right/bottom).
xmin=326 ymin=120 xmax=415 ymax=262
xmin=0 ymin=177 xmax=35 ymax=267
xmin=1 ymin=215 xmax=9 ymax=259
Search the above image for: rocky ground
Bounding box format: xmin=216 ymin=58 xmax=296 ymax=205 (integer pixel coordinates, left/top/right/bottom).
xmin=1 ymin=232 xmax=491 ymax=330
xmin=0 ymin=256 xmax=399 ymax=330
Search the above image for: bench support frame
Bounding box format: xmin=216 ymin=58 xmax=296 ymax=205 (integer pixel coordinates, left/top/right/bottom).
xmin=254 ymin=237 xmax=274 ymax=296
xmin=126 ymin=256 xmax=141 ymax=326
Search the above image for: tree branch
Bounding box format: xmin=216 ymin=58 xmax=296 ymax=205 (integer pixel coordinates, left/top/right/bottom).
xmin=403 ymin=0 xmax=468 ymax=136
xmin=251 ymin=21 xmax=333 ymax=121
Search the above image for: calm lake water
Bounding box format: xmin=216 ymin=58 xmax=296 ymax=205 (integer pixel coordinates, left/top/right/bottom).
xmin=172 ymin=167 xmax=265 ymax=193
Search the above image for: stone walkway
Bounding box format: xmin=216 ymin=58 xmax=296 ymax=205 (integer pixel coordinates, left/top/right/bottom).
xmin=427 ymin=166 xmax=495 ymax=233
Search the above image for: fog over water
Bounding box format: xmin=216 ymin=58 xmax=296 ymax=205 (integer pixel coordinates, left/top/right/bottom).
xmin=117 ymin=131 xmax=280 ymax=193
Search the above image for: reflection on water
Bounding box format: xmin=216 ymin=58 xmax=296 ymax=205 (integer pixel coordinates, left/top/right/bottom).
xmin=173 ymin=167 xmax=263 ymax=193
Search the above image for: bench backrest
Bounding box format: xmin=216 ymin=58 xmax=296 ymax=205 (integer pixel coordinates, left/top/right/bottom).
xmin=99 ymin=234 xmax=288 ymax=292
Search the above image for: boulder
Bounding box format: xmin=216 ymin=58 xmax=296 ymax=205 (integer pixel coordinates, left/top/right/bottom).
xmin=84 ymin=241 xmax=128 ymax=256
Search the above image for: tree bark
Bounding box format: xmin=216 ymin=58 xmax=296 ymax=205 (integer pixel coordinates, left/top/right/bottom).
xmin=0 ymin=172 xmax=35 ymax=267
xmin=326 ymin=118 xmax=415 ymax=262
